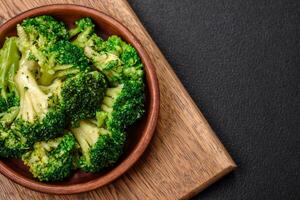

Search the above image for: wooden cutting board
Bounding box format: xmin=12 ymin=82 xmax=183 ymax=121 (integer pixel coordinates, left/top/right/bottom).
xmin=0 ymin=0 xmax=236 ymax=199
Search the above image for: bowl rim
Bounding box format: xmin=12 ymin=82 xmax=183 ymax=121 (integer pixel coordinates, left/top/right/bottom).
xmin=0 ymin=4 xmax=159 ymax=194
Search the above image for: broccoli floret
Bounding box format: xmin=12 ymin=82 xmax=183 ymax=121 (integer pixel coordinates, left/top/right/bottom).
xmin=13 ymin=50 xmax=66 ymax=141
xmin=96 ymin=79 xmax=145 ymax=130
xmin=0 ymin=128 xmax=31 ymax=158
xmin=17 ymin=16 xmax=76 ymax=85
xmin=70 ymin=20 xmax=143 ymax=85
xmin=0 ymin=113 xmax=31 ymax=158
xmin=32 ymin=40 xmax=91 ymax=85
xmin=17 ymin=15 xmax=68 ymax=52
xmin=22 ymin=133 xmax=77 ymax=182
xmin=60 ymin=71 xmax=107 ymax=127
xmin=0 ymin=37 xmax=28 ymax=158
xmin=0 ymin=106 xmax=19 ymax=128
xmin=70 ymin=18 xmax=104 ymax=51
xmin=70 ymin=80 xmax=144 ymax=173
xmin=69 ymin=17 xmax=95 ymax=38
xmin=71 ymin=120 xmax=125 ymax=172
xmin=84 ymin=47 xmax=122 ymax=84
xmin=84 ymin=35 xmax=144 ymax=85
xmin=0 ymin=37 xmax=20 ymax=112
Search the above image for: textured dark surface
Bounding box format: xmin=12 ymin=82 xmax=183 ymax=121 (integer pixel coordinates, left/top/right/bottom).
xmin=127 ymin=0 xmax=300 ymax=199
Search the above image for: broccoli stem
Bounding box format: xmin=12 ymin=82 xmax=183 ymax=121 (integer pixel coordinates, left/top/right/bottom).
xmin=69 ymin=26 xmax=81 ymax=38
xmin=15 ymin=51 xmax=49 ymax=122
xmin=38 ymin=63 xmax=79 ymax=86
xmin=0 ymin=37 xmax=20 ymax=100
xmin=106 ymin=85 xmax=123 ymax=97
xmin=39 ymin=79 xmax=62 ymax=94
xmin=72 ymin=27 xmax=93 ymax=47
xmin=71 ymin=120 xmax=100 ymax=153
xmin=16 ymin=25 xmax=30 ymax=53
xmin=101 ymin=85 xmax=123 ymax=112
xmin=97 ymin=85 xmax=123 ymax=126
xmin=84 ymin=46 xmax=120 ymax=71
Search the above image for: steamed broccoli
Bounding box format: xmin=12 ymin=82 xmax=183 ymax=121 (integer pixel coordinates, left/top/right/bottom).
xmin=22 ymin=133 xmax=77 ymax=182
xmin=95 ymin=35 xmax=144 ymax=82
xmin=0 ymin=37 xmax=30 ymax=158
xmin=0 ymin=107 xmax=30 ymax=158
xmin=60 ymin=71 xmax=107 ymax=127
xmin=71 ymin=120 xmax=125 ymax=172
xmin=0 ymin=124 xmax=31 ymax=158
xmin=16 ymin=16 xmax=88 ymax=85
xmin=33 ymin=40 xmax=91 ymax=85
xmin=0 ymin=37 xmax=20 ymax=112
xmin=12 ymin=50 xmax=66 ymax=141
xmin=68 ymin=18 xmax=145 ymax=173
xmin=70 ymin=18 xmax=144 ymax=85
xmin=69 ymin=17 xmax=95 ymax=38
xmin=13 ymin=51 xmax=107 ymax=140
xmin=69 ymin=18 xmax=104 ymax=51
xmin=96 ymin=79 xmax=144 ymax=130
xmin=17 ymin=15 xmax=68 ymax=52
xmin=71 ymin=79 xmax=144 ymax=173
xmin=0 ymin=16 xmax=146 ymax=181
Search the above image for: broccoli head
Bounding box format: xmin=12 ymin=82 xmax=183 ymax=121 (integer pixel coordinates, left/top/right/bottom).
xmin=60 ymin=71 xmax=107 ymax=127
xmin=0 ymin=37 xmax=29 ymax=158
xmin=22 ymin=133 xmax=77 ymax=182
xmin=13 ymin=50 xmax=66 ymax=141
xmin=0 ymin=126 xmax=31 ymax=158
xmin=71 ymin=120 xmax=125 ymax=172
xmin=96 ymin=79 xmax=145 ymax=130
xmin=69 ymin=17 xmax=95 ymax=38
xmin=17 ymin=16 xmax=89 ymax=85
xmin=69 ymin=18 xmax=104 ymax=51
xmin=0 ymin=37 xmax=20 ymax=112
xmin=17 ymin=15 xmax=68 ymax=52
xmin=0 ymin=107 xmax=31 ymax=158
xmin=13 ymin=51 xmax=108 ymax=140
xmin=32 ymin=40 xmax=91 ymax=85
xmin=84 ymin=35 xmax=144 ymax=85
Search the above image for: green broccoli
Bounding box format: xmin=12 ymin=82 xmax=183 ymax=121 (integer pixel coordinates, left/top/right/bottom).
xmin=33 ymin=40 xmax=91 ymax=85
xmin=22 ymin=133 xmax=77 ymax=182
xmin=16 ymin=16 xmax=86 ymax=85
xmin=84 ymin=35 xmax=143 ymax=85
xmin=13 ymin=50 xmax=66 ymax=141
xmin=0 ymin=37 xmax=20 ymax=112
xmin=0 ymin=127 xmax=31 ymax=158
xmin=69 ymin=18 xmax=104 ymax=51
xmin=17 ymin=15 xmax=68 ymax=52
xmin=0 ymin=107 xmax=31 ymax=158
xmin=60 ymin=71 xmax=107 ymax=127
xmin=96 ymin=79 xmax=144 ymax=130
xmin=0 ymin=37 xmax=30 ymax=158
xmin=13 ymin=51 xmax=107 ymax=140
xmin=69 ymin=17 xmax=95 ymax=38
xmin=71 ymin=120 xmax=125 ymax=172
xmin=0 ymin=124 xmax=31 ymax=158
xmin=0 ymin=16 xmax=146 ymax=178
xmin=70 ymin=18 xmax=143 ymax=85
xmin=71 ymin=80 xmax=144 ymax=173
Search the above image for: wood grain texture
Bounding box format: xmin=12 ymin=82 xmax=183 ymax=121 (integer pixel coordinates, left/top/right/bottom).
xmin=0 ymin=0 xmax=236 ymax=199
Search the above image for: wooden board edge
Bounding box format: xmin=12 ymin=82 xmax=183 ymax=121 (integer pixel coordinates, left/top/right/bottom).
xmin=181 ymin=164 xmax=237 ymax=200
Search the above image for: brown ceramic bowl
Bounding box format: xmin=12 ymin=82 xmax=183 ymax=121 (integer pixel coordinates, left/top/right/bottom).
xmin=0 ymin=4 xmax=159 ymax=194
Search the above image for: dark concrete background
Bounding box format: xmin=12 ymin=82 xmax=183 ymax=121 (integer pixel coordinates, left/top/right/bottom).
xmin=127 ymin=0 xmax=300 ymax=199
